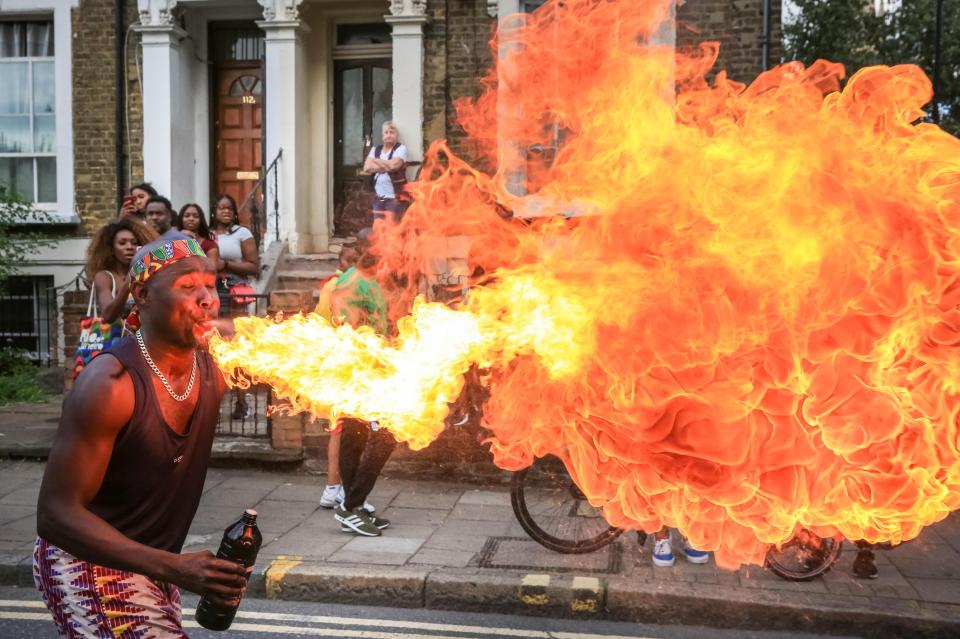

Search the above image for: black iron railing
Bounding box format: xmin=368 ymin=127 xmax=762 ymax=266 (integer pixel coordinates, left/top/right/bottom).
xmin=241 ymin=148 xmax=282 ymax=248
xmin=0 ymin=275 xmax=57 ymax=364
xmin=215 ymin=292 xmax=272 ymax=439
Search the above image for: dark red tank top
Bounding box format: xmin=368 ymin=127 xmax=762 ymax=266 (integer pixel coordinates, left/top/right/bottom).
xmin=87 ymin=337 xmax=223 ymax=553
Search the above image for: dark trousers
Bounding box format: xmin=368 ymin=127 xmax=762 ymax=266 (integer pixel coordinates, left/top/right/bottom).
xmin=372 ymin=195 xmax=408 ymax=224
xmin=338 ymin=418 xmax=397 ymax=511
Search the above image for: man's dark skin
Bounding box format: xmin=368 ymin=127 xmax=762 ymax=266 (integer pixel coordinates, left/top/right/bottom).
xmin=146 ymin=200 xmax=173 ymax=234
xmin=36 ymin=256 xmax=245 ymax=606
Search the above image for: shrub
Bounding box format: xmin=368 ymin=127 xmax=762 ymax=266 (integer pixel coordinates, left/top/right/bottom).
xmin=0 ymin=348 xmax=46 ymax=405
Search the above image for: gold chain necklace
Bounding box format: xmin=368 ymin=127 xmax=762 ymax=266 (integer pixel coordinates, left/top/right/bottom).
xmin=135 ymin=330 xmax=197 ymax=402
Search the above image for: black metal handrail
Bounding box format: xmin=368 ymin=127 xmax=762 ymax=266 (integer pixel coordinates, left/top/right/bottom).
xmin=55 ymin=267 xmax=88 ymax=293
xmin=240 ymin=148 xmax=283 ymax=248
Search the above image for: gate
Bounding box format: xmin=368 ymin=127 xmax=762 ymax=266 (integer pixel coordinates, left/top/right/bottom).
xmin=215 ymin=293 xmax=272 ymax=439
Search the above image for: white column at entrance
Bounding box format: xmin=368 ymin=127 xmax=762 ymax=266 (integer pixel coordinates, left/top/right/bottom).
xmin=386 ymin=1 xmax=429 ymax=166
xmin=135 ymin=0 xmax=185 ymax=200
xmin=258 ymin=0 xmax=307 ymax=250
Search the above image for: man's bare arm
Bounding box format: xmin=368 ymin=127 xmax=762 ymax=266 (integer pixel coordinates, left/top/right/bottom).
xmin=36 ymin=355 xmax=245 ymax=603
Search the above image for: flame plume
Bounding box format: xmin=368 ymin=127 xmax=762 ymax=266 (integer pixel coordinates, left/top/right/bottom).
xmin=210 ymin=0 xmax=960 ymax=567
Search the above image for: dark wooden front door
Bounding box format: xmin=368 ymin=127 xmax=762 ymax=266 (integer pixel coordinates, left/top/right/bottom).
xmin=334 ymin=58 xmax=392 ymax=236
xmin=213 ymin=65 xmax=263 ymax=229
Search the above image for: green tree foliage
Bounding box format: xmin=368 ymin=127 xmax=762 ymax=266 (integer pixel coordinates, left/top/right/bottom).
xmin=0 ymin=185 xmax=56 ymax=282
xmin=784 ymin=0 xmax=960 ymax=135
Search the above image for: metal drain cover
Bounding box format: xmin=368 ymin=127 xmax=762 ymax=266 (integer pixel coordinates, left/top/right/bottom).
xmin=477 ymin=537 xmax=621 ymax=574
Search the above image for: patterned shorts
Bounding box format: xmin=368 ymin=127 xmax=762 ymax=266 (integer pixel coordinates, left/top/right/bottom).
xmin=33 ymin=537 xmax=187 ymax=639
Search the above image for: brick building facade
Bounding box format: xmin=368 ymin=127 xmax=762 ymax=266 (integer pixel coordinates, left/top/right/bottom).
xmin=5 ymin=0 xmax=782 ymax=369
xmin=677 ymin=0 xmax=782 ymax=81
xmin=71 ymin=0 xmax=145 ymax=235
xmin=19 ymin=0 xmax=782 ymax=241
xmin=425 ymin=0 xmax=782 ymax=167
xmin=1 ymin=0 xmax=784 ymax=459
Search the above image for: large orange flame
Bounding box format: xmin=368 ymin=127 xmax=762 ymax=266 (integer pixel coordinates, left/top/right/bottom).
xmin=210 ymin=0 xmax=960 ymax=568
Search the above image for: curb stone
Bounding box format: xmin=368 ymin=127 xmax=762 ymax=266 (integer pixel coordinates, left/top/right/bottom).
xmin=252 ymin=562 xmax=960 ymax=637
xmin=0 ymin=552 xmax=28 ymax=586
xmin=605 ymin=577 xmax=960 ymax=639
xmin=4 ymin=557 xmax=960 ymax=637
xmin=264 ymin=561 xmax=428 ymax=608
xmin=16 ymin=555 xmax=33 ymax=587
xmin=423 ymin=570 xmax=604 ymax=619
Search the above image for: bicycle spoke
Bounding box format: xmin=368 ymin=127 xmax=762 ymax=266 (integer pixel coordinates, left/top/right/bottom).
xmin=512 ymin=455 xmax=622 ymax=553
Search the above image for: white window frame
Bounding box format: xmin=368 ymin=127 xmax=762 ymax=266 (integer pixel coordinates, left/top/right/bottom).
xmin=0 ymin=0 xmax=78 ymax=223
xmin=0 ymin=55 xmax=57 ymax=203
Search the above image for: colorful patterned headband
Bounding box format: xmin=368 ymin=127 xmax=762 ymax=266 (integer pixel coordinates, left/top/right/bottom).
xmin=130 ymin=238 xmax=207 ymax=283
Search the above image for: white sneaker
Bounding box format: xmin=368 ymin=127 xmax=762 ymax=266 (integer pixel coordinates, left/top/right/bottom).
xmin=682 ymin=540 xmax=710 ymax=564
xmin=334 ymin=485 xmax=375 ymax=514
xmin=319 ymin=484 xmax=341 ymax=509
xmin=652 ymin=538 xmax=675 ymax=567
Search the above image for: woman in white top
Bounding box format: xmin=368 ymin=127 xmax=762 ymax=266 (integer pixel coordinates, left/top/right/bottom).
xmin=210 ymin=193 xmax=259 ymax=315
xmin=84 ymin=219 xmax=158 ymax=323
xmin=363 ymin=121 xmax=408 ymax=223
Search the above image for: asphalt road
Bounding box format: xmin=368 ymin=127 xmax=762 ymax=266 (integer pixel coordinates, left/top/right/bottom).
xmin=0 ymin=585 xmax=864 ymax=639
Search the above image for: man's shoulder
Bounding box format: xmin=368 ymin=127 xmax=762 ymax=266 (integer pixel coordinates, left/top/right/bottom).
xmin=65 ymin=353 xmax=135 ymax=430
xmin=73 ymin=352 xmax=132 ymax=393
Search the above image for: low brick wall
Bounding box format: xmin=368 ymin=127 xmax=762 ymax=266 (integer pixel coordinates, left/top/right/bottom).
xmin=298 ymin=414 xmax=500 ymax=481
xmin=270 ymin=412 xmax=304 ymax=451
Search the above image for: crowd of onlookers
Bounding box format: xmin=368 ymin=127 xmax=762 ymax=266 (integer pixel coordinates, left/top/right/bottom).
xmin=85 ymin=182 xmax=260 ymax=323
xmin=85 ymin=118 xmax=413 ymax=326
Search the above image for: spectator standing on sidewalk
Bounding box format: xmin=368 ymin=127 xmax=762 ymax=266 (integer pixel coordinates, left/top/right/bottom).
xmin=327 ymin=228 xmax=395 ymax=536
xmin=652 ymin=527 xmax=710 ymax=567
xmin=316 ymin=246 xmax=360 ymax=511
xmin=363 ymin=121 xmax=408 ymax=224
xmin=177 ymin=202 xmax=220 ymax=264
xmin=117 ymin=182 xmax=158 ymax=220
xmin=85 ymin=219 xmax=158 ymax=324
xmin=209 ymin=193 xmax=259 ymax=316
xmin=145 ymin=195 xmax=178 ymax=237
xmin=34 ymin=237 xmax=247 ymax=637
xmin=210 ymin=194 xmax=259 ymax=420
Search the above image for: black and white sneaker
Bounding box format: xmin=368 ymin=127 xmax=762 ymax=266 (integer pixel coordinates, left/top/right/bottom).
xmin=341 ymin=515 xmax=390 ymax=532
xmin=334 ymin=505 xmax=381 ymax=536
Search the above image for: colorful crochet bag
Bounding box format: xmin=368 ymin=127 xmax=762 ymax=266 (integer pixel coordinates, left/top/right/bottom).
xmin=72 ymin=283 xmax=124 ymax=380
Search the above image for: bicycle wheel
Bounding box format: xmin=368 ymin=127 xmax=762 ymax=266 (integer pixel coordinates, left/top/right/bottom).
xmin=765 ymin=530 xmax=843 ymax=581
xmin=511 ymin=455 xmax=623 ymax=554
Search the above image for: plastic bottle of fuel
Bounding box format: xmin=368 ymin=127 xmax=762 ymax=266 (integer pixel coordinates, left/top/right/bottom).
xmin=195 ymin=509 xmax=262 ymax=631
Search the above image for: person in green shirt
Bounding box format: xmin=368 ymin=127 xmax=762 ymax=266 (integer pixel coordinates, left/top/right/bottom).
xmin=327 ymin=229 xmax=396 ymax=536
xmin=329 ymin=231 xmax=388 ymax=335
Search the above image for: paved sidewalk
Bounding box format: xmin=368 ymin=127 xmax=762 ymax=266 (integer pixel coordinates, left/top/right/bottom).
xmin=0 ymin=399 xmax=61 ymax=458
xmin=2 ymin=460 xmax=959 ymax=637
xmin=0 ymin=397 xmax=300 ymax=464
